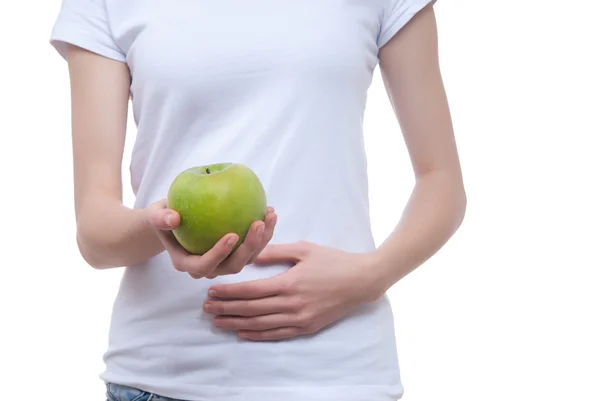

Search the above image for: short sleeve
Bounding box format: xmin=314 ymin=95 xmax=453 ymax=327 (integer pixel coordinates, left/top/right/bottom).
xmin=377 ymin=0 xmax=437 ymax=48
xmin=49 ymin=0 xmax=126 ymax=62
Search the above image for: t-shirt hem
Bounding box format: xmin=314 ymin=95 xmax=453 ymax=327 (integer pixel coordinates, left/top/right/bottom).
xmin=377 ymin=0 xmax=438 ymax=49
xmin=100 ymin=373 xmax=405 ymax=401
xmin=50 ymin=25 xmax=127 ymax=63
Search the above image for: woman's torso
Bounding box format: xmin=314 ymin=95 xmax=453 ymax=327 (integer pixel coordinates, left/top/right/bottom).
xmin=60 ymin=0 xmax=419 ymax=400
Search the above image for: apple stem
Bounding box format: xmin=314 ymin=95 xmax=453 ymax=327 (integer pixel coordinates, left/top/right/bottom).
xmin=205 ymin=168 xmax=211 ymax=174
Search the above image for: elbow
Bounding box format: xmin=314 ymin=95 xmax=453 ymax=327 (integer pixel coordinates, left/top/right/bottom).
xmin=446 ymin=169 xmax=467 ymax=229
xmin=437 ymin=171 xmax=468 ymax=233
xmin=454 ymin=184 xmax=468 ymax=231
xmin=75 ymin=224 xmax=118 ymax=270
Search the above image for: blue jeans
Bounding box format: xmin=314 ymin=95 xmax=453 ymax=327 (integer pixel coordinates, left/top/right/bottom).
xmin=106 ymin=383 xmax=185 ymax=401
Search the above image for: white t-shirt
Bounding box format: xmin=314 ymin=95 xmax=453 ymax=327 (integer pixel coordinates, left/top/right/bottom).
xmin=50 ymin=1 xmax=435 ymax=400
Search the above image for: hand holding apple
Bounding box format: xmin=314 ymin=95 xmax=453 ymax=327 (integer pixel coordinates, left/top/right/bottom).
xmin=145 ymin=200 xmax=277 ymax=279
xmin=145 ymin=162 xmax=277 ymax=279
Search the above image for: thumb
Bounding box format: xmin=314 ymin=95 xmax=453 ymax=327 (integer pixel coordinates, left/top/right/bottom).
xmin=146 ymin=199 xmax=181 ymax=231
xmin=254 ymin=242 xmax=312 ymax=265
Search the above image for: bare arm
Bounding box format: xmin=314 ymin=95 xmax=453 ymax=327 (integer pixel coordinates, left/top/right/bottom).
xmin=66 ymin=46 xmax=166 ymax=269
xmin=373 ymin=4 xmax=467 ymax=289
xmin=65 ymin=45 xmax=277 ymax=272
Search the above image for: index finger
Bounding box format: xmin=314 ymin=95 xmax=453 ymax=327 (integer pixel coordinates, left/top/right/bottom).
xmin=208 ymin=276 xmax=283 ymax=300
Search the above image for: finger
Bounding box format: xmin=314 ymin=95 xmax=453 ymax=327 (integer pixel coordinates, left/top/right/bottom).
xmin=159 ymin=231 xmax=236 ymax=276
xmin=238 ymin=327 xmax=304 ymax=341
xmin=208 ymin=276 xmax=283 ymax=300
xmin=204 ymin=296 xmax=293 ymax=317
xmin=248 ymin=212 xmax=278 ymax=264
xmin=213 ymin=313 xmax=292 ymax=331
xmin=254 ymin=241 xmax=313 ymax=265
xmin=146 ymin=199 xmax=181 ymax=230
xmin=212 ymin=221 xmax=265 ymax=275
xmin=185 ymin=233 xmax=238 ymax=278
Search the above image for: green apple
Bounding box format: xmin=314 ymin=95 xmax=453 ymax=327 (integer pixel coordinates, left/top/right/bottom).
xmin=167 ymin=163 xmax=267 ymax=255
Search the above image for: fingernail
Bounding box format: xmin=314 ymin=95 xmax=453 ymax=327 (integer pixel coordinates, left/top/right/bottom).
xmin=226 ymin=236 xmax=238 ymax=249
xmin=165 ymin=214 xmax=172 ymax=227
xmin=257 ymin=224 xmax=265 ymax=236
xmin=208 ymin=289 xmax=217 ymax=297
xmin=203 ymin=302 xmax=213 ymax=312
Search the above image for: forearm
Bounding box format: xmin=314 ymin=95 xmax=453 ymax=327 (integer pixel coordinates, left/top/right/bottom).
xmin=371 ymin=170 xmax=467 ymax=293
xmin=76 ymin=200 xmax=165 ymax=269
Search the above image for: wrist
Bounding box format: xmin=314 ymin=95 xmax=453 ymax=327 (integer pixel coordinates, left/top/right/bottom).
xmin=359 ymin=251 xmax=392 ymax=302
xmin=76 ymin=202 xmax=164 ymax=269
xmin=363 ymin=246 xmax=411 ymax=301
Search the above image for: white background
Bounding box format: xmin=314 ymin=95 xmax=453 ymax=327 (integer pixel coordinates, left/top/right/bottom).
xmin=1 ymin=1 xmax=599 ymax=400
